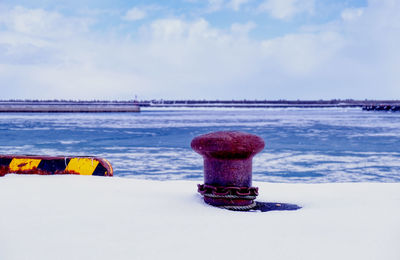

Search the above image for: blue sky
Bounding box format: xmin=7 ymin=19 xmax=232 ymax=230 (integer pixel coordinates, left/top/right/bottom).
xmin=0 ymin=0 xmax=399 ymax=100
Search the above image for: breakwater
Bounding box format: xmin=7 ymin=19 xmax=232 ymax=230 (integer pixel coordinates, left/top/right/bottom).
xmin=0 ymin=101 xmax=140 ymax=112
xmin=362 ymin=105 xmax=400 ymax=111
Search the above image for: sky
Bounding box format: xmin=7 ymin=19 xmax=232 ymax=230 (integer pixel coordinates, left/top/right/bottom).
xmin=0 ymin=0 xmax=399 ymax=100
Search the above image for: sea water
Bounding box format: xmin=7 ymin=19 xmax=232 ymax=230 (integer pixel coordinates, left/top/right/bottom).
xmin=0 ymin=107 xmax=399 ymax=183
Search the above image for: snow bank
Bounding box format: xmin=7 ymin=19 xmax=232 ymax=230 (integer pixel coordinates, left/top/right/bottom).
xmin=1 ymin=175 xmax=399 ymax=260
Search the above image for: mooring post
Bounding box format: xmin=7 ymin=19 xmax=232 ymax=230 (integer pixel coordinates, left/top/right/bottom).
xmin=191 ymin=131 xmax=265 ymax=210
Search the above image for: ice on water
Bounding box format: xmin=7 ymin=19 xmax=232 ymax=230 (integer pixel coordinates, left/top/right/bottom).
xmin=0 ymin=107 xmax=399 ymax=183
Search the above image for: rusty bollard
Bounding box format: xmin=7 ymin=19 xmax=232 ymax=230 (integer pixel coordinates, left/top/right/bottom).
xmin=191 ymin=131 xmax=265 ymax=210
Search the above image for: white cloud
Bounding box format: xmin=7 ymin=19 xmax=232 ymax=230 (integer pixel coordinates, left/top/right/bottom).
xmin=341 ymin=8 xmax=364 ymax=21
xmin=228 ymin=0 xmax=250 ymax=11
xmin=123 ymin=7 xmax=147 ymax=21
xmin=261 ymin=32 xmax=344 ymax=76
xmin=231 ymin=21 xmax=256 ymax=36
xmin=146 ymin=18 xmax=221 ymax=41
xmin=259 ymin=0 xmax=314 ymax=20
xmin=189 ymin=0 xmax=248 ymax=12
xmin=0 ymin=6 xmax=92 ymax=38
xmin=207 ymin=0 xmax=225 ymax=12
xmin=0 ymin=6 xmax=93 ymax=68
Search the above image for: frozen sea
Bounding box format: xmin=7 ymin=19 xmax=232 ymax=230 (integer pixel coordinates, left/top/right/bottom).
xmin=0 ymin=107 xmax=399 ymax=183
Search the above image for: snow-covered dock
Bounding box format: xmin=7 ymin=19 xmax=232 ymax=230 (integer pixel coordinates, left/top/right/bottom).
xmin=1 ymin=175 xmax=399 ymax=260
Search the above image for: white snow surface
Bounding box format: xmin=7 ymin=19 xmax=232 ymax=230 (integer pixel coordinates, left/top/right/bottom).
xmin=1 ymin=175 xmax=399 ymax=260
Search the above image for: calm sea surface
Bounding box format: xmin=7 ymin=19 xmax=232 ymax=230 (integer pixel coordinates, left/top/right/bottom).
xmin=0 ymin=107 xmax=399 ymax=183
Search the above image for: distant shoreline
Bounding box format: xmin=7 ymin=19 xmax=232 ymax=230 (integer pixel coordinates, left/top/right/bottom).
xmin=0 ymin=99 xmax=399 ymax=111
xmin=141 ymin=99 xmax=400 ymax=108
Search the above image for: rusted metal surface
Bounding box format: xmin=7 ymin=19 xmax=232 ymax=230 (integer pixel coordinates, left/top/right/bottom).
xmin=191 ymin=131 xmax=265 ymax=208
xmin=198 ymin=184 xmax=259 ymax=207
xmin=0 ymin=165 xmax=80 ymax=176
xmin=0 ymin=154 xmax=113 ymax=177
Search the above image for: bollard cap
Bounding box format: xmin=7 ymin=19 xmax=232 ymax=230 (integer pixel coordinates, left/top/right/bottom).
xmin=191 ymin=131 xmax=265 ymax=159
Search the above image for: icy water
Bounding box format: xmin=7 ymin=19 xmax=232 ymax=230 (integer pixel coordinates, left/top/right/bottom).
xmin=0 ymin=107 xmax=399 ymax=183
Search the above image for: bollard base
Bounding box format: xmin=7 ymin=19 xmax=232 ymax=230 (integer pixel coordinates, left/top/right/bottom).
xmin=198 ymin=183 xmax=258 ymax=209
xmin=203 ymin=196 xmax=255 ymax=207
